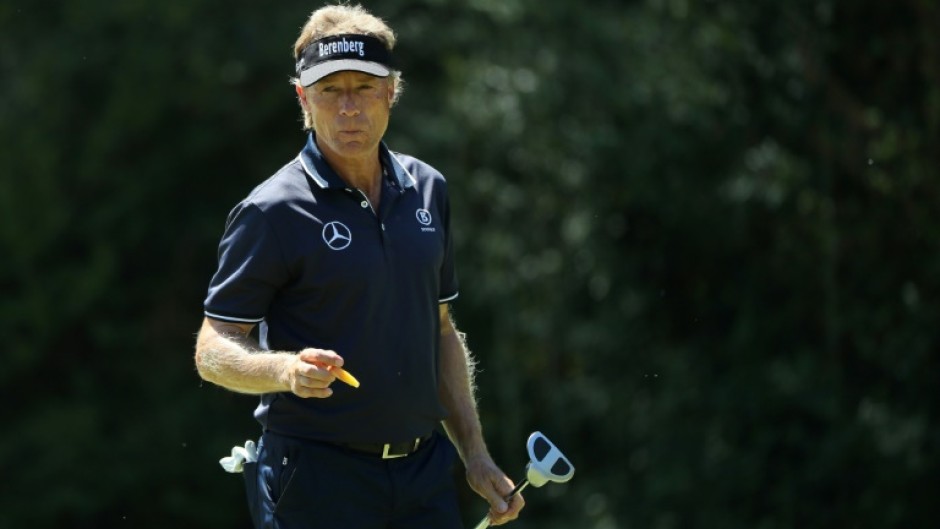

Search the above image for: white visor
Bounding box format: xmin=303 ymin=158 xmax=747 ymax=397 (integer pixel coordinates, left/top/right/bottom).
xmin=299 ymin=59 xmax=391 ymax=87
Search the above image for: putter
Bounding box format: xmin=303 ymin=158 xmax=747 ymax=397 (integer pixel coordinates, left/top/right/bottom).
xmin=472 ymin=431 xmax=575 ymax=529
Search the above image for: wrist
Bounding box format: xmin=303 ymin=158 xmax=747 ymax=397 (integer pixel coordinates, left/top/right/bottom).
xmin=451 ymin=431 xmax=490 ymax=463
xmin=464 ymin=449 xmax=492 ymax=468
xmin=271 ymin=353 xmax=294 ymax=391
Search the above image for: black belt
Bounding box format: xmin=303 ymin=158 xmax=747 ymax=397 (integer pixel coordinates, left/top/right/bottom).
xmin=338 ymin=433 xmax=432 ymax=459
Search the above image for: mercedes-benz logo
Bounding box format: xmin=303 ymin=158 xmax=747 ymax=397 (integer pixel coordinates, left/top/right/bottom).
xmin=322 ymin=221 xmax=352 ymax=250
xmin=416 ymin=208 xmax=432 ymax=226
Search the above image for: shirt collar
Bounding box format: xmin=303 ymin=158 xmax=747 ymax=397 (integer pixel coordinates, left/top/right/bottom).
xmin=298 ymin=132 xmax=416 ymax=190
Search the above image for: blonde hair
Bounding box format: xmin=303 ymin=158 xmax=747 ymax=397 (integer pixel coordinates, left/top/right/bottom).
xmin=293 ymin=4 xmax=404 ymax=129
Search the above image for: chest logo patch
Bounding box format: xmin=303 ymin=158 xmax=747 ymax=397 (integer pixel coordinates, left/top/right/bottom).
xmin=416 ymin=209 xmax=436 ymax=232
xmin=322 ymin=221 xmax=352 ymax=250
xmin=416 ymin=208 xmax=433 ymax=226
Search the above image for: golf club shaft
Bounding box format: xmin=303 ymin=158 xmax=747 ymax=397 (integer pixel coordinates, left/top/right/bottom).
xmin=472 ymin=479 xmax=530 ymax=529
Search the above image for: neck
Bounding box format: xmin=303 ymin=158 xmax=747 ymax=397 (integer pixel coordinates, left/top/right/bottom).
xmin=318 ymin=141 xmax=383 ymax=206
xmin=321 ymin=149 xmax=382 ymax=210
xmin=328 ymin=152 xmax=382 ymax=191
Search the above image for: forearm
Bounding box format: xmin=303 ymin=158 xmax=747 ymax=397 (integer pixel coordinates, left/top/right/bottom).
xmin=438 ymin=316 xmax=490 ymax=462
xmin=194 ymin=319 xmax=292 ymax=395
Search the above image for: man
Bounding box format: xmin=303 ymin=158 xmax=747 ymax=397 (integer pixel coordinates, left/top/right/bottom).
xmin=194 ymin=4 xmax=524 ymax=528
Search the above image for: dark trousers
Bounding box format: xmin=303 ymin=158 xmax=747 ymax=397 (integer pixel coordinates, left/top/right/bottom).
xmin=243 ymin=430 xmax=463 ymax=529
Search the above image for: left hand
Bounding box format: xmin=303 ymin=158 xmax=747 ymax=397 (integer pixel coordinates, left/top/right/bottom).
xmin=465 ymin=454 xmax=525 ymax=525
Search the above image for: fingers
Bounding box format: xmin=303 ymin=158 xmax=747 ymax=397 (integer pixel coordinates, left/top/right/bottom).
xmin=290 ymin=370 xmax=334 ymax=398
xmin=486 ymin=476 xmax=524 ymax=526
xmin=484 ymin=477 xmax=510 ymax=515
xmin=466 ymin=457 xmax=525 ymax=526
xmin=285 ymin=348 xmax=343 ymax=398
xmin=298 ymin=347 xmax=343 ymax=367
xmin=491 ymin=490 xmax=524 ymax=526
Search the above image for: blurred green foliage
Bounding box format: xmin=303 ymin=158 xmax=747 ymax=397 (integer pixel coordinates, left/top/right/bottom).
xmin=1 ymin=0 xmax=938 ymax=528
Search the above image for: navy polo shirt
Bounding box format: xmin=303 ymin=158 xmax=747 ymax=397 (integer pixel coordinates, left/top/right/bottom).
xmin=204 ymin=133 xmax=459 ymax=444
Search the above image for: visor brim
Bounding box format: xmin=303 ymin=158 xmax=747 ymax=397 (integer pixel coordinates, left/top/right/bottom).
xmin=299 ymin=60 xmax=391 ymax=87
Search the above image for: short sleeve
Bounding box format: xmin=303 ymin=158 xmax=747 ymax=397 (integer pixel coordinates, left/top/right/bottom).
xmin=204 ymin=202 xmax=289 ymax=323
xmin=438 ymin=187 xmax=459 ymax=303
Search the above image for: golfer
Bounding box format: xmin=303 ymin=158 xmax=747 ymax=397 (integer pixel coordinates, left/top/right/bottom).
xmin=194 ymin=4 xmax=524 ymax=528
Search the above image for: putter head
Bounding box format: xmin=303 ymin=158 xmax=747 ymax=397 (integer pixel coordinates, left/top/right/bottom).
xmin=525 ymin=431 xmax=575 ymax=487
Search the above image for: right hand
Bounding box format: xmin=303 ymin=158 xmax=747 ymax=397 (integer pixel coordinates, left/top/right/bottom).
xmin=281 ymin=348 xmax=344 ymax=398
xmin=465 ymin=454 xmax=525 ymax=526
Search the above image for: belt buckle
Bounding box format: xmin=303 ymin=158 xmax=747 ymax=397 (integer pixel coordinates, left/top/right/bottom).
xmin=381 ymin=438 xmax=420 ymax=460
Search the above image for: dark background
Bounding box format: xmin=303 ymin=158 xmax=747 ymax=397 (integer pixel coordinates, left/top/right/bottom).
xmin=2 ymin=0 xmax=938 ymax=527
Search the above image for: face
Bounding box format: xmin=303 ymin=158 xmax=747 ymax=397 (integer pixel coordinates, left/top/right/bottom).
xmin=298 ymin=71 xmax=395 ymax=161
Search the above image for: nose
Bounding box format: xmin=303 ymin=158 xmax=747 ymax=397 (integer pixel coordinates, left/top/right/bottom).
xmin=338 ymin=92 xmax=360 ymax=116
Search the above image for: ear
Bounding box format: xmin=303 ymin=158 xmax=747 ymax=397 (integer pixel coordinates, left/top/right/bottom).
xmin=386 ymin=78 xmax=395 ymax=106
xmin=295 ymin=82 xmax=309 ymax=111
